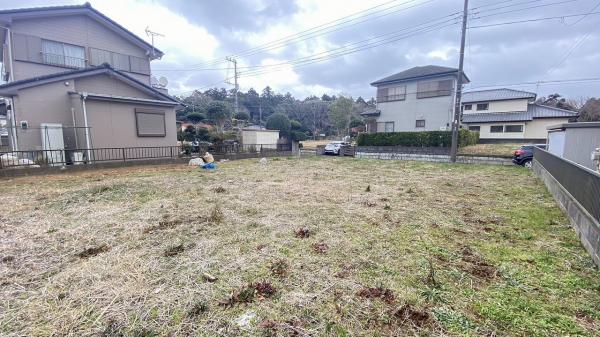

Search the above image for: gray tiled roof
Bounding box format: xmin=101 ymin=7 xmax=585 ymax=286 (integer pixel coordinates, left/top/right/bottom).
xmin=371 ymin=65 xmax=469 ymax=86
xmin=0 ymin=63 xmax=179 ymax=103
xmin=360 ymin=107 xmax=380 ymax=117
xmin=462 ymin=104 xmax=578 ymax=123
xmin=462 ymin=88 xmax=536 ymax=103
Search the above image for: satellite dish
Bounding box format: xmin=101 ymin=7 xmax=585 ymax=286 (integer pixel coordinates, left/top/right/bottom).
xmin=151 ymin=76 xmax=159 ymax=87
xmin=159 ymin=76 xmax=168 ymax=87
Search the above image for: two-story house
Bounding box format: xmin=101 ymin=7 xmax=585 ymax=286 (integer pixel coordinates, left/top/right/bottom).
xmin=0 ymin=3 xmax=180 ymax=160
xmin=362 ymin=65 xmax=469 ymax=133
xmin=461 ymin=89 xmax=578 ymax=143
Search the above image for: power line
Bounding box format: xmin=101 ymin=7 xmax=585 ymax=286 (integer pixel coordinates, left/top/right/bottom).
xmin=155 ymin=0 xmax=435 ymax=72
xmin=468 ymin=11 xmax=600 ymax=28
xmin=237 ymin=0 xmax=573 ymax=78
xmin=232 ymin=0 xmax=436 ymax=59
xmin=157 ymin=0 xmax=572 ymax=74
xmin=162 ymin=0 xmax=414 ymax=69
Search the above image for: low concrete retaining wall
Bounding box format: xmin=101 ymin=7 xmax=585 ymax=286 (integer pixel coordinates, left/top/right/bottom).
xmin=0 ymin=151 xmax=293 ymax=178
xmin=355 ymin=152 xmax=513 ymax=165
xmin=533 ymin=158 xmax=600 ymax=266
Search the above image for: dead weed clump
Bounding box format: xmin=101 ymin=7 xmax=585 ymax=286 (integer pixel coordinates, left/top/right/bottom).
xmin=163 ymin=244 xmax=186 ymax=257
xmin=269 ymin=259 xmax=290 ymax=277
xmin=77 ymin=244 xmax=110 ymax=259
xmin=393 ymin=304 xmax=432 ymax=327
xmin=188 ymin=300 xmax=209 ymax=317
xmin=459 ymin=246 xmax=499 ymax=280
xmin=357 ymin=286 xmax=396 ymax=304
xmin=208 ymin=205 xmax=225 ymax=224
xmin=312 ymin=243 xmax=329 ymax=254
xmin=219 ymin=282 xmax=277 ymax=307
xmin=294 ymin=228 xmax=311 ymax=238
xmin=259 ymin=319 xmax=306 ymax=336
xmin=143 ymin=219 xmax=182 ymax=234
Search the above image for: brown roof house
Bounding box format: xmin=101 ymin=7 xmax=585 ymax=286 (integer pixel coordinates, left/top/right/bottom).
xmin=0 ymin=3 xmax=181 ymax=164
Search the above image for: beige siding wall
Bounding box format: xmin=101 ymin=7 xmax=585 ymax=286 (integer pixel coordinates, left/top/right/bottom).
xmin=10 ymin=14 xmax=151 ymax=83
xmin=85 ymin=100 xmax=176 ymax=148
xmin=523 ymin=118 xmax=569 ymax=139
xmin=469 ymin=117 xmax=570 ymax=140
xmin=464 ymin=99 xmax=529 ymax=113
xmin=11 ymin=80 xmax=76 ymax=150
xmin=75 ymin=74 xmax=155 ymax=99
xmin=8 ymin=78 xmax=176 ymax=151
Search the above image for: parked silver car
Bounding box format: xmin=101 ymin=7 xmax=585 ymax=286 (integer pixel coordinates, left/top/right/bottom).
xmin=324 ymin=141 xmax=348 ymax=155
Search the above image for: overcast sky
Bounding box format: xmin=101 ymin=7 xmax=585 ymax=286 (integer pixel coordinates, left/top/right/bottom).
xmin=4 ymin=0 xmax=600 ymax=100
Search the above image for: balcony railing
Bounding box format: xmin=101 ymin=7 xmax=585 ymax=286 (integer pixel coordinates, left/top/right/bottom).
xmin=42 ymin=53 xmax=86 ymax=69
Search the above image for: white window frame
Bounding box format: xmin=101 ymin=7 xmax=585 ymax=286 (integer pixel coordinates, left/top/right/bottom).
xmin=42 ymin=39 xmax=85 ymax=68
xmin=476 ymin=103 xmax=489 ymax=111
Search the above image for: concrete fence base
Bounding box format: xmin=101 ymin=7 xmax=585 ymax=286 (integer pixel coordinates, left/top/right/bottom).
xmin=355 ymin=152 xmax=513 ymax=165
xmin=533 ymin=159 xmax=600 ymax=266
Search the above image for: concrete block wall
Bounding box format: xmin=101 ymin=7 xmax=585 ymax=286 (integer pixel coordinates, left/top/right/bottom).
xmin=533 ymin=160 xmax=600 ymax=266
xmin=355 ymin=152 xmax=513 ymax=166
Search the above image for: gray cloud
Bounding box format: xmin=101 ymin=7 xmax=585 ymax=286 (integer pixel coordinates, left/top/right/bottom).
xmin=3 ymin=0 xmax=600 ymax=99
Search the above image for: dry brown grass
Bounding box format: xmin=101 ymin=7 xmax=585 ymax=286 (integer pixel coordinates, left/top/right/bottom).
xmin=459 ymin=143 xmax=522 ymax=157
xmin=300 ymin=140 xmax=332 ymax=149
xmin=0 ymin=157 xmax=598 ymax=336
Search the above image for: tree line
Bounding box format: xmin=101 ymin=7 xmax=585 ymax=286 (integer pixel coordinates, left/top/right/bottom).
xmin=174 ymin=87 xmax=375 ymax=143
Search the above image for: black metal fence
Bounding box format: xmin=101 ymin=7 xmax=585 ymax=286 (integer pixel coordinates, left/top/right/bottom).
xmin=534 ymin=147 xmax=600 ymax=224
xmin=0 ymin=143 xmax=292 ymax=169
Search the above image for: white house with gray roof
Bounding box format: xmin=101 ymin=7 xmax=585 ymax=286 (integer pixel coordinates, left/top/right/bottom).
xmin=461 ymin=88 xmax=578 ymax=143
xmin=363 ymin=65 xmax=469 ymax=133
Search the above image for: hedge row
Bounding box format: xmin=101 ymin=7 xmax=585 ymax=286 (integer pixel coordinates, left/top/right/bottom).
xmin=357 ymin=129 xmax=479 ymax=147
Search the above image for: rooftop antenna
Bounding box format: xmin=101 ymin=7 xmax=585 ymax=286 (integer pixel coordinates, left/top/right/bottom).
xmin=145 ymin=26 xmax=164 ymax=58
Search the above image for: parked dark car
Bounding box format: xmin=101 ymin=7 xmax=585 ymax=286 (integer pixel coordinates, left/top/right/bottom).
xmin=513 ymin=144 xmax=546 ymax=168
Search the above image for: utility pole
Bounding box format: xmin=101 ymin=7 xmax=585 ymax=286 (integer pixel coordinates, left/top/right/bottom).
xmin=450 ymin=0 xmax=469 ymax=163
xmin=226 ymin=56 xmax=239 ymax=117
xmin=259 ymin=99 xmax=263 ymax=129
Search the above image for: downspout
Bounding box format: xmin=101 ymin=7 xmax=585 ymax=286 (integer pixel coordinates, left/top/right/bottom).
xmin=8 ymin=98 xmax=18 ymax=151
xmin=80 ymin=92 xmax=92 ymax=162
xmin=0 ymin=24 xmax=15 ymax=83
xmin=70 ymin=107 xmax=78 ymax=149
xmin=0 ymin=25 xmax=17 ymax=151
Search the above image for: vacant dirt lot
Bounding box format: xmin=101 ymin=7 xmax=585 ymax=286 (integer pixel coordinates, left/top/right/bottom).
xmin=1 ymin=157 xmax=598 ymax=336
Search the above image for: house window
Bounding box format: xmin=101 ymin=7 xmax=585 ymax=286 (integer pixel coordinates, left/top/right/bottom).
xmin=377 ymin=86 xmax=406 ymax=102
xmin=377 ymin=122 xmax=395 ymax=132
xmin=463 ymin=104 xmax=472 ymax=111
xmin=135 ymin=109 xmax=166 ymax=137
xmin=415 ymin=119 xmax=425 ymax=128
xmin=505 ymin=125 xmax=523 ymax=133
xmin=417 ymin=79 xmax=453 ymax=99
xmin=468 ymin=125 xmax=480 ymax=132
xmin=42 ymin=39 xmax=85 ymax=68
xmin=490 ymin=125 xmax=503 ymax=133
xmin=89 ymin=47 xmax=135 ymax=72
xmin=476 ymin=103 xmax=489 ymax=111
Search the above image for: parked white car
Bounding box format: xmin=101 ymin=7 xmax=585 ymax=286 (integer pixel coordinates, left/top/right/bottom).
xmin=324 ymin=141 xmax=348 ymax=155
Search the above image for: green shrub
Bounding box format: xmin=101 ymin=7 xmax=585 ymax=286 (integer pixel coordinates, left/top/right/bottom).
xmin=291 ymin=131 xmax=308 ymax=141
xmin=357 ymin=130 xmax=479 ymax=147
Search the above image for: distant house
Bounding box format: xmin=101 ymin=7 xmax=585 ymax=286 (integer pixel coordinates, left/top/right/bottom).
xmin=363 ymin=65 xmax=469 ymax=133
xmin=0 ymin=3 xmax=181 ymax=158
xmin=461 ymin=89 xmax=578 ymax=143
xmin=241 ymin=128 xmax=279 ymax=149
